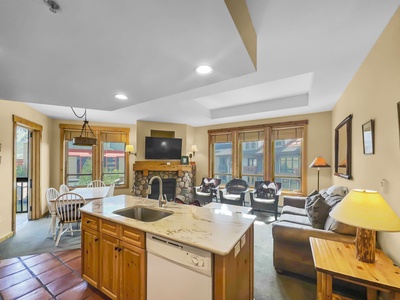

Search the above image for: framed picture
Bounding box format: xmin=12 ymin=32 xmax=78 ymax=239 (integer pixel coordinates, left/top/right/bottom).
xmin=181 ymin=156 xmax=189 ymax=165
xmin=362 ymin=119 xmax=374 ymax=155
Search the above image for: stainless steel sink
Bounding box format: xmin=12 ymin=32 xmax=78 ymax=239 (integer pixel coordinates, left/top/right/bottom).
xmin=112 ymin=206 xmax=173 ymax=222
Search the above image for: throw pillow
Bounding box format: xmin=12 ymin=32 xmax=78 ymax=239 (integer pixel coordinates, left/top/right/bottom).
xmin=307 ymin=189 xmax=319 ymax=198
xmin=324 ymin=215 xmax=357 ymax=235
xmin=324 ymin=194 xmax=344 ymax=207
xmin=326 ymin=185 xmax=349 ymax=197
xmin=200 ymin=178 xmax=216 ymax=193
xmin=256 ymin=182 xmax=276 ymax=199
xmin=305 ymin=192 xmax=321 ymax=208
xmin=305 ymin=194 xmax=331 ymax=229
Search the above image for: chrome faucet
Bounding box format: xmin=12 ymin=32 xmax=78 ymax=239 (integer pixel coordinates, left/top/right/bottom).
xmin=148 ymin=176 xmax=167 ymax=207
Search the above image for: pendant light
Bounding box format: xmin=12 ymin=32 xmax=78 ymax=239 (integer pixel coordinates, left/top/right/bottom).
xmin=71 ymin=107 xmax=97 ymax=146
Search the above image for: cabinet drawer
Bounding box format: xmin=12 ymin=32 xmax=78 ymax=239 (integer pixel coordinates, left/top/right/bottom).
xmin=121 ymin=225 xmax=145 ymax=249
xmin=82 ymin=214 xmax=99 ymax=231
xmin=100 ymin=219 xmax=120 ymax=237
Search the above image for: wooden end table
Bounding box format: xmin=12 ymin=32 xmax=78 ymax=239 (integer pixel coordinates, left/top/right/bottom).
xmin=309 ymin=237 xmax=400 ymax=300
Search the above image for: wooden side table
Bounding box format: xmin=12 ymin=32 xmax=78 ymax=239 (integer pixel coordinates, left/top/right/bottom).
xmin=309 ymin=237 xmax=400 ymax=300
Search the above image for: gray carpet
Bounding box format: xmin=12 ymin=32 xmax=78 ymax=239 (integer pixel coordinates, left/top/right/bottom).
xmin=0 ymin=216 xmax=81 ymax=259
xmin=0 ymin=212 xmax=316 ymax=299
xmin=253 ymin=212 xmax=316 ymax=300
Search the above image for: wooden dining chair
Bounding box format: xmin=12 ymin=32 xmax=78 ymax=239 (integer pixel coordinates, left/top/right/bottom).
xmin=87 ymin=180 xmax=106 ymax=188
xmin=54 ymin=192 xmax=86 ymax=246
xmin=105 ymin=183 xmax=115 ymax=197
xmin=59 ymin=184 xmax=69 ymax=194
xmin=45 ymin=188 xmax=59 ymax=238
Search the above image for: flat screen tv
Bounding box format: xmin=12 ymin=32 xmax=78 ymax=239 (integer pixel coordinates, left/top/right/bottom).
xmin=145 ymin=137 xmax=182 ymax=160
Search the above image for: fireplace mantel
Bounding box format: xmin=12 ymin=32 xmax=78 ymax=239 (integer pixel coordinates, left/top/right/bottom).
xmin=132 ymin=160 xmax=194 ymax=176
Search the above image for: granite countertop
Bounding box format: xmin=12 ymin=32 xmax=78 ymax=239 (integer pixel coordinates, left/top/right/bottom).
xmin=80 ymin=195 xmax=256 ymax=255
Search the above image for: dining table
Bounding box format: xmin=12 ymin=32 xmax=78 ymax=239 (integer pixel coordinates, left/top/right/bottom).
xmin=49 ymin=186 xmax=111 ymax=238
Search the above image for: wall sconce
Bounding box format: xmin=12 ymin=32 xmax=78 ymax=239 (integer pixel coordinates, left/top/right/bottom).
xmin=125 ymin=145 xmax=137 ymax=156
xmin=189 ymin=145 xmax=198 ymax=160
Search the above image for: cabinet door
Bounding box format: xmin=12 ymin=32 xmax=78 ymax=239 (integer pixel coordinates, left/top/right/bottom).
xmin=100 ymin=233 xmax=120 ymax=300
xmin=120 ymin=241 xmax=146 ymax=300
xmin=82 ymin=228 xmax=100 ymax=287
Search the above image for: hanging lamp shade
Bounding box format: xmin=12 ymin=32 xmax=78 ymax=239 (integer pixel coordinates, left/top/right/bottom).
xmin=71 ymin=108 xmax=97 ymax=146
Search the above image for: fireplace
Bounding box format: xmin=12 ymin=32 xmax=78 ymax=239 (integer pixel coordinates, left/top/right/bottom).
xmin=148 ymin=178 xmax=176 ymax=201
xmin=132 ymin=161 xmax=196 ymax=202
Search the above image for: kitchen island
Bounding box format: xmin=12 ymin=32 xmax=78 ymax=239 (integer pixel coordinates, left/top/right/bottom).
xmin=80 ymin=195 xmax=256 ymax=300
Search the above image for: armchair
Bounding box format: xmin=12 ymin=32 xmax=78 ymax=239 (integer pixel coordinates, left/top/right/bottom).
xmin=250 ymin=181 xmax=282 ymax=220
xmin=194 ymin=177 xmax=221 ymax=205
xmin=219 ymin=178 xmax=249 ymax=206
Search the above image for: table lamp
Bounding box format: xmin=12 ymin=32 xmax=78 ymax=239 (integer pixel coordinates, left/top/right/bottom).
xmin=309 ymin=156 xmax=331 ymax=190
xmin=329 ymin=189 xmax=400 ymax=263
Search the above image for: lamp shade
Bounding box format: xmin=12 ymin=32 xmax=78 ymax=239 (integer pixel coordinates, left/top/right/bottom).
xmin=191 ymin=145 xmax=199 ymax=152
xmin=329 ymin=189 xmax=400 ymax=232
xmin=125 ymin=145 xmax=134 ymax=153
xmin=309 ymin=156 xmax=331 ymax=168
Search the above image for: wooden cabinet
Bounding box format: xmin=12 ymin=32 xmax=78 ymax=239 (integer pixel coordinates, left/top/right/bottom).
xmin=214 ymin=224 xmax=254 ymax=300
xmin=82 ymin=214 xmax=100 ymax=287
xmin=81 ymin=227 xmax=100 ymax=287
xmin=82 ymin=212 xmax=254 ymax=300
xmin=100 ymin=233 xmax=120 ymax=299
xmin=81 ymin=213 xmax=146 ymax=300
xmin=120 ymin=241 xmax=146 ymax=300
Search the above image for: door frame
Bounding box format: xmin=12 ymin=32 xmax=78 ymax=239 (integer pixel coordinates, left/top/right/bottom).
xmin=12 ymin=115 xmax=43 ymax=233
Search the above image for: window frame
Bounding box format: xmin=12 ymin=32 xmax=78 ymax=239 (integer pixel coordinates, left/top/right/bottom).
xmin=208 ymin=120 xmax=307 ymax=195
xmin=60 ymin=124 xmax=130 ymax=189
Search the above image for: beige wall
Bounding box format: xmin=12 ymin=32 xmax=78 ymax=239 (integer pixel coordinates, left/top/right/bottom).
xmin=332 ymin=7 xmax=400 ymax=264
xmin=193 ymin=111 xmax=333 ymax=194
xmin=135 ymin=120 xmax=195 ymax=160
xmin=0 ymin=100 xmax=53 ymax=240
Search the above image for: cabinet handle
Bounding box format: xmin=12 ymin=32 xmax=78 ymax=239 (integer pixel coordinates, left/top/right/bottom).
xmin=115 ymin=247 xmax=118 ymax=251
xmin=95 ymin=238 xmax=99 ymax=242
xmin=118 ymin=248 xmax=122 ymax=252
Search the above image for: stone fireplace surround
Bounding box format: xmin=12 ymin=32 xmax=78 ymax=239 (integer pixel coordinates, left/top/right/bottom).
xmin=132 ymin=161 xmax=196 ymax=202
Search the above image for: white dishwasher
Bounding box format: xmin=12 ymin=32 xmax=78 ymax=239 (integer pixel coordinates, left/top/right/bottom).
xmin=146 ymin=233 xmax=213 ymax=300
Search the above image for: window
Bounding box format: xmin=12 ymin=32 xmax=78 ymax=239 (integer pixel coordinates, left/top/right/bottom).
xmin=241 ymin=140 xmax=264 ymax=186
xmin=60 ymin=125 xmax=130 ymax=188
xmin=272 ymin=127 xmax=304 ymax=192
xmin=102 ymin=142 xmax=125 ymax=185
xmin=213 ymin=142 xmax=232 ymax=185
xmin=210 ymin=133 xmax=232 ymax=185
xmin=65 ymin=141 xmax=93 ymax=187
xmin=274 ymin=139 xmax=302 ymax=191
xmin=209 ymin=121 xmax=307 ymax=193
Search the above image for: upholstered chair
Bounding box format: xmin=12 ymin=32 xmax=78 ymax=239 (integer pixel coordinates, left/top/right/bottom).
xmin=194 ymin=177 xmax=221 ymax=205
xmin=219 ymin=178 xmax=249 ymax=206
xmin=250 ymin=181 xmax=282 ymax=220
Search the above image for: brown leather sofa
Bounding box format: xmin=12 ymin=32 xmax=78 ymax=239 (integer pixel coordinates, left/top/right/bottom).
xmin=272 ymin=192 xmax=356 ymax=279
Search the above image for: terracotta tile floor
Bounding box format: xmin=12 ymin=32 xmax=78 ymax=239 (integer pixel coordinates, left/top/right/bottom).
xmin=0 ymin=249 xmax=109 ymax=300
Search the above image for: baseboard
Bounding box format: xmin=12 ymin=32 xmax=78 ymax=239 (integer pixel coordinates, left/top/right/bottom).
xmin=0 ymin=231 xmax=14 ymax=243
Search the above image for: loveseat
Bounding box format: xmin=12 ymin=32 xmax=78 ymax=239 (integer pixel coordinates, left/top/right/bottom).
xmin=272 ymin=186 xmax=356 ymax=279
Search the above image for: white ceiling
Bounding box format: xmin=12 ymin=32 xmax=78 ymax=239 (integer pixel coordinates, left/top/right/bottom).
xmin=1 ymin=1 xmax=399 ymax=127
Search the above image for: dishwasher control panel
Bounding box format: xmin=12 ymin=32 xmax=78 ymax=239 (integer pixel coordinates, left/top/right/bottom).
xmin=146 ymin=233 xmax=213 ymax=276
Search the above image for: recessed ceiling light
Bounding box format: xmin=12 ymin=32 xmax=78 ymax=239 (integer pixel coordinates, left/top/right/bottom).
xmin=195 ymin=65 xmax=213 ymax=75
xmin=115 ymin=94 xmax=128 ymax=100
